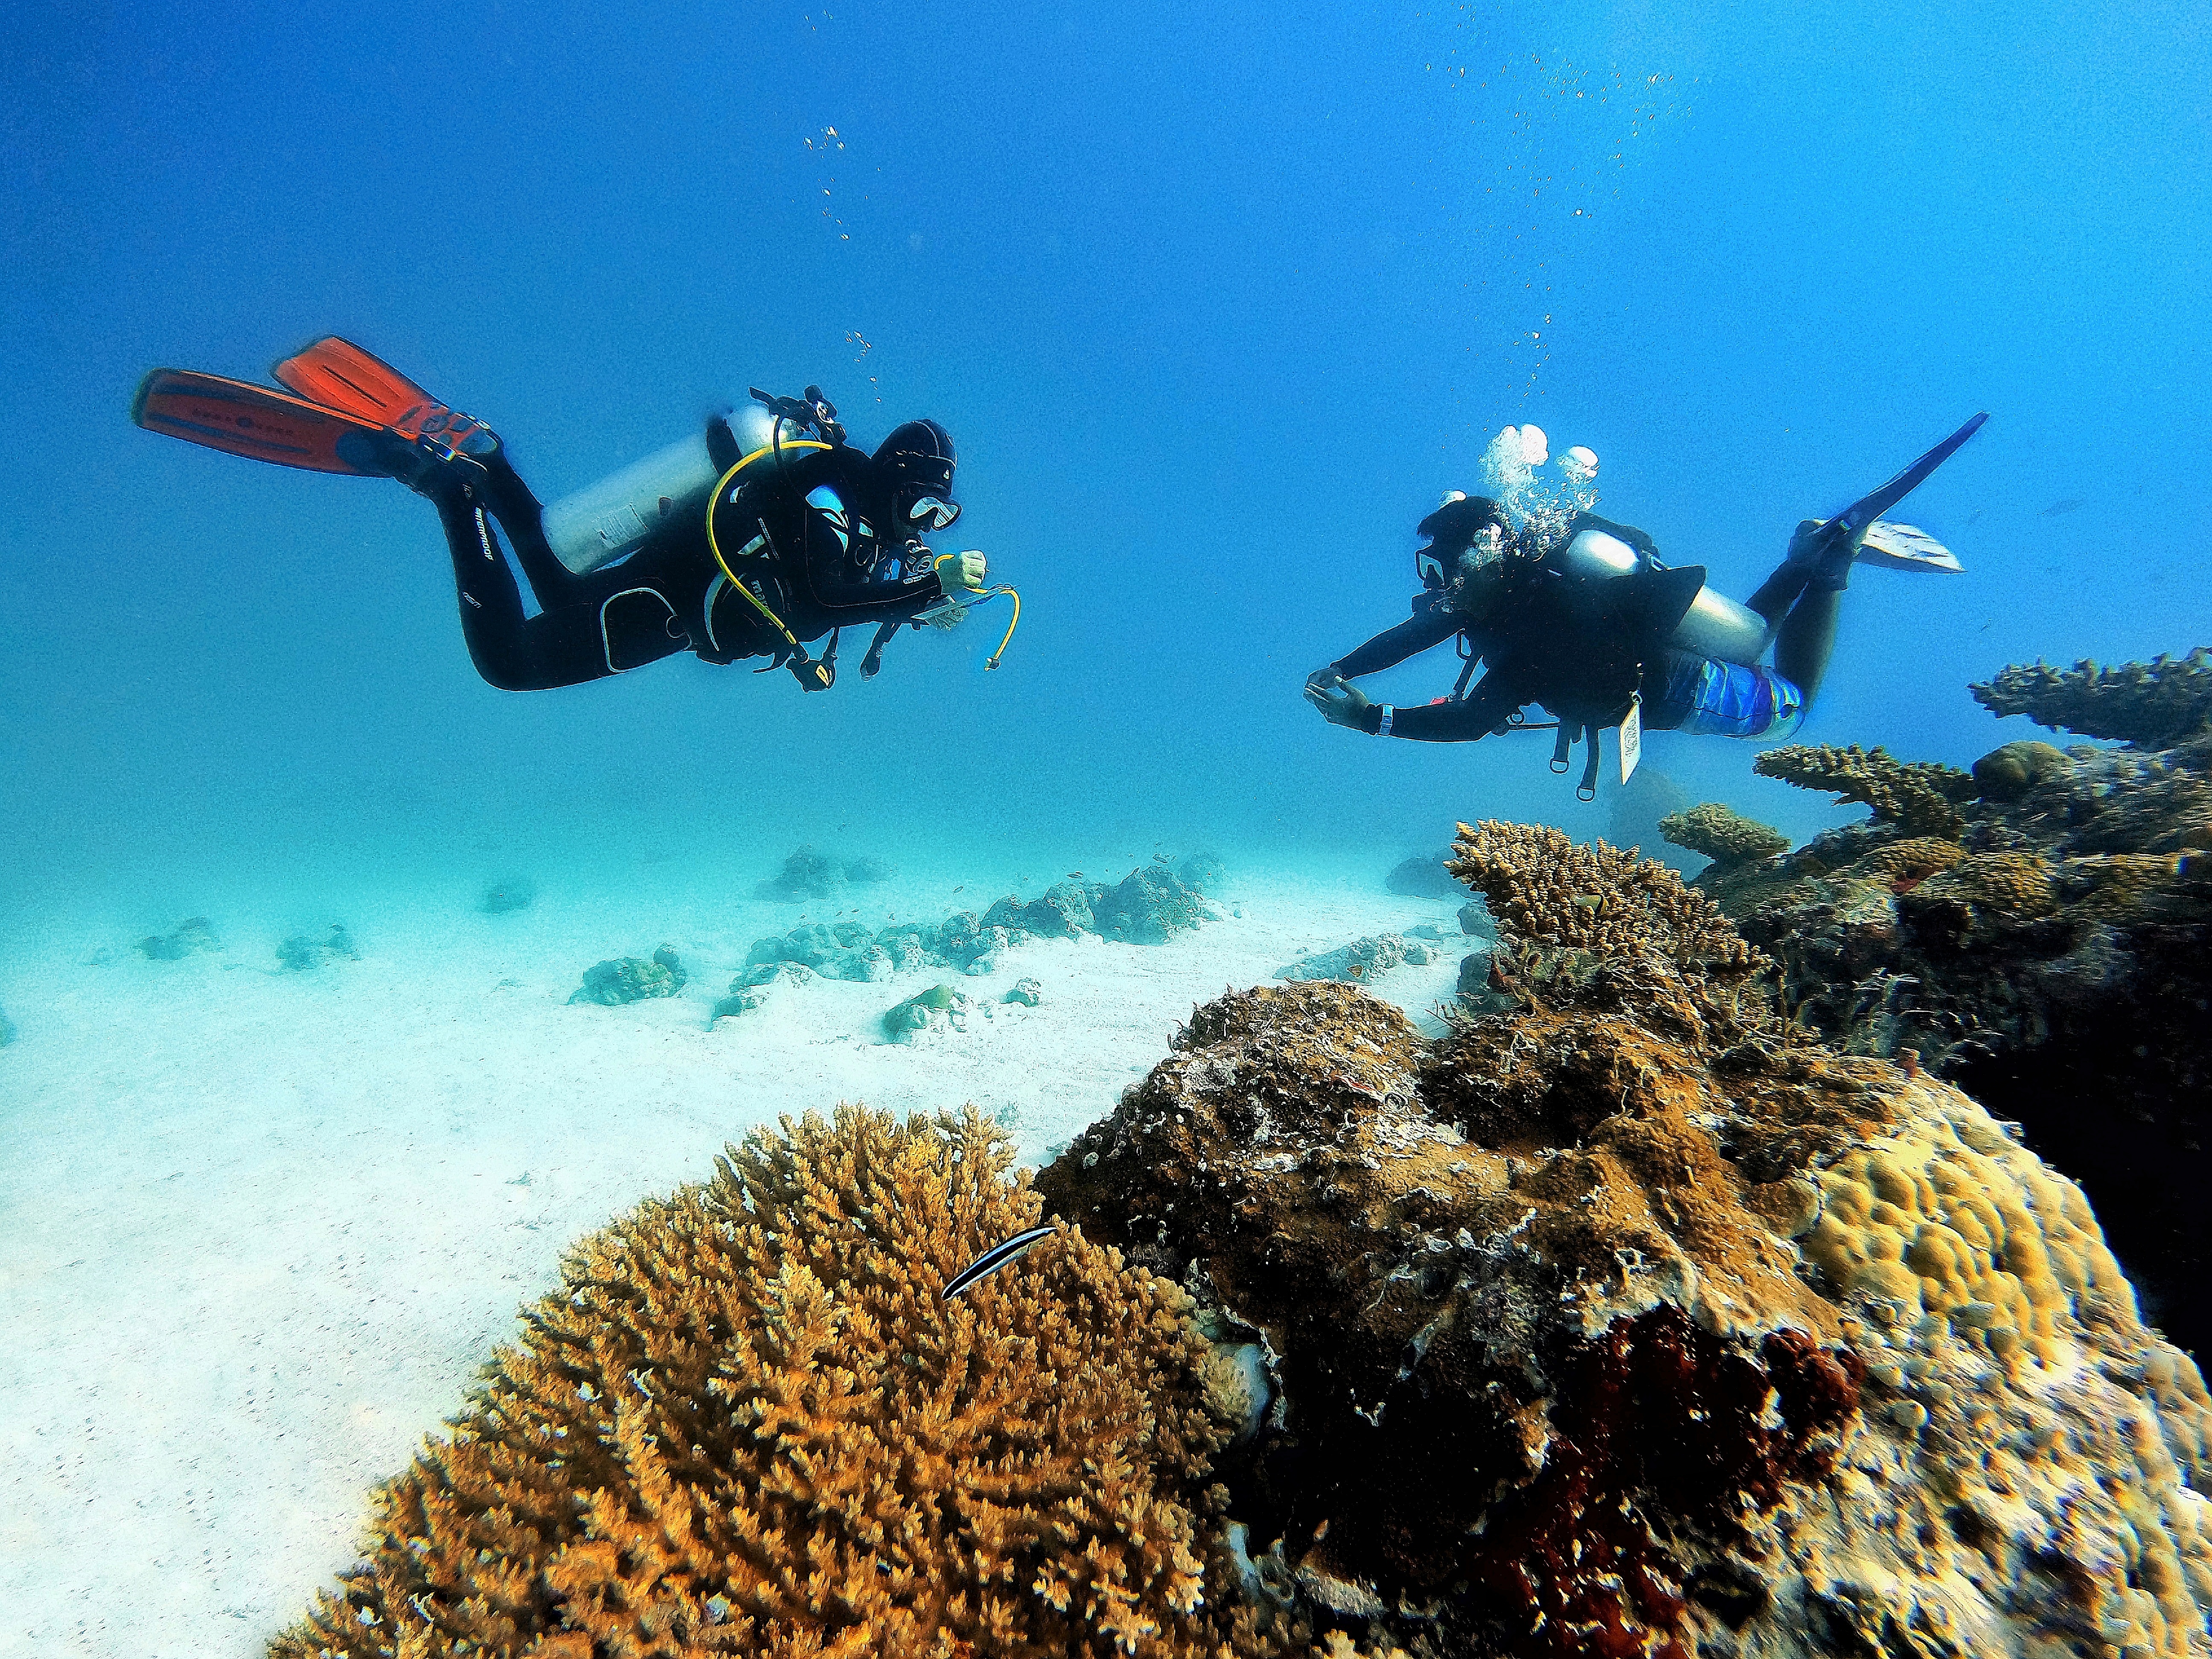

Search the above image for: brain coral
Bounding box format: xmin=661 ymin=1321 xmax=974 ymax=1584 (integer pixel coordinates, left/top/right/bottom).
xmin=271 ymin=1106 xmax=1281 ymax=1659
xmin=1041 ymin=827 xmax=2212 ymax=1659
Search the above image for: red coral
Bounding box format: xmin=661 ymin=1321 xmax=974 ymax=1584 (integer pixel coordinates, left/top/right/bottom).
xmin=1461 ymin=1309 xmax=1860 ymax=1659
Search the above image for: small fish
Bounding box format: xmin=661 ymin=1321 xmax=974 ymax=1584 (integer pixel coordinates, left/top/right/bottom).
xmin=1966 ymin=509 xmax=1984 ymax=526
xmin=1066 ymin=872 xmax=1084 ymax=879
xmin=2042 ymin=498 xmax=2085 ymax=517
xmin=953 ymin=885 xmax=965 ymax=893
xmin=943 ymin=1224 xmax=1057 ymax=1299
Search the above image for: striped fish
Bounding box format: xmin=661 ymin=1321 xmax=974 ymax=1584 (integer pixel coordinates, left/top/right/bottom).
xmin=943 ymin=1224 xmax=1058 ymax=1300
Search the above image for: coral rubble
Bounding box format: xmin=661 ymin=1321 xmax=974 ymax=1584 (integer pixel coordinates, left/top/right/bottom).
xmin=272 ymin=1106 xmax=1280 ymax=1659
xmin=1040 ymin=821 xmax=2212 ymax=1659
xmin=1708 ymin=655 xmax=2212 ymax=1355
xmin=1972 ymin=649 xmax=2212 ymax=748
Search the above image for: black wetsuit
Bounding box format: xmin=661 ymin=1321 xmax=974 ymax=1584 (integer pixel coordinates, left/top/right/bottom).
xmin=1324 ymin=514 xmax=1838 ymax=743
xmin=431 ymin=438 xmax=952 ymax=692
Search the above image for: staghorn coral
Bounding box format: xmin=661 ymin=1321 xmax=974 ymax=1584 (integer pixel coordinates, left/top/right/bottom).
xmin=272 ymin=1105 xmax=1282 ymax=1659
xmin=1973 ymin=649 xmax=2212 ymax=749
xmin=1040 ymin=830 xmax=2212 ymax=1659
xmin=1658 ymin=802 xmax=1790 ymax=867
xmin=1754 ymin=743 xmax=1978 ymax=839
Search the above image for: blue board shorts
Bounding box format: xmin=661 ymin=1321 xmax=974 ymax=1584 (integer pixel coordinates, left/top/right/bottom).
xmin=1649 ymin=652 xmax=1805 ymax=740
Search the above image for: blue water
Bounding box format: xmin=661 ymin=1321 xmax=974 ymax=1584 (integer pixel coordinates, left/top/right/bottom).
xmin=4 ymin=0 xmax=2206 ymax=924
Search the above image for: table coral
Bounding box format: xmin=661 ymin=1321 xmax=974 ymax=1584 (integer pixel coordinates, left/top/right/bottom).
xmin=1040 ymin=828 xmax=2212 ymax=1659
xmin=1973 ymin=649 xmax=2212 ymax=749
xmin=271 ymin=1106 xmax=1283 ymax=1659
xmin=1658 ymin=803 xmax=1790 ymax=868
xmin=1753 ymin=743 xmax=1978 ymax=840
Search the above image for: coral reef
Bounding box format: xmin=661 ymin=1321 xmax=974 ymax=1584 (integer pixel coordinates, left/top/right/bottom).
xmin=479 ymin=877 xmax=537 ymax=915
xmin=277 ymin=924 xmax=359 ymax=972
xmin=139 ymin=915 xmax=219 ymax=960
xmin=1658 ymin=803 xmax=1790 ymax=869
xmin=568 ymin=946 xmax=685 ymax=1006
xmin=1040 ymin=822 xmax=2212 ymax=1659
xmin=1276 ymin=933 xmax=1440 ymax=986
xmin=1701 ymin=660 xmax=2212 ymax=1353
xmin=271 ymin=1106 xmax=1281 ymax=1659
xmin=1972 ymin=649 xmax=2212 ymax=749
xmin=1006 ymin=977 xmax=1044 ymax=1007
xmin=1753 ymin=743 xmax=1978 ymax=840
xmin=752 ymin=844 xmax=892 ymax=902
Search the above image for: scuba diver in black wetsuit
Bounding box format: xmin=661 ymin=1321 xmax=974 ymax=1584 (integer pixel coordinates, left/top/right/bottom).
xmin=132 ymin=338 xmax=1015 ymax=694
xmin=1304 ymin=415 xmax=1988 ymax=797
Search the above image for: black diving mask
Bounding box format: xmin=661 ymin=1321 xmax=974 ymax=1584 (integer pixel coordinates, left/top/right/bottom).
xmin=908 ymin=495 xmax=961 ymax=533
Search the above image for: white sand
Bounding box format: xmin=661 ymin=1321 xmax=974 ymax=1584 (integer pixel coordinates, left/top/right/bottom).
xmin=0 ymin=865 xmax=1470 ymax=1657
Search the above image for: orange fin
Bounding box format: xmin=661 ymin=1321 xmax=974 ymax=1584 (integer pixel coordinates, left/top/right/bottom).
xmin=132 ymin=369 xmax=390 ymax=475
xmin=271 ymin=336 xmax=435 ymax=427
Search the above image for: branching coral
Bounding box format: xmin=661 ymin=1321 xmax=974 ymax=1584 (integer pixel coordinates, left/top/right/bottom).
xmin=272 ymin=1106 xmax=1277 ymax=1659
xmin=1972 ymin=649 xmax=2212 ymax=748
xmin=1752 ymin=743 xmax=1977 ymax=839
xmin=1446 ymin=822 xmax=1764 ymax=1042
xmin=1658 ymin=802 xmax=1790 ymax=867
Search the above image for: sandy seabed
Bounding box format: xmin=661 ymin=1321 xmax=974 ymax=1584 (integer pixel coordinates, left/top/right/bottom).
xmin=0 ymin=864 xmax=1465 ymax=1657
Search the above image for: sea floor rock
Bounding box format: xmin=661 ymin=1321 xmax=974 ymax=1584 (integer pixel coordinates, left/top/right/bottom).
xmin=568 ymin=946 xmax=685 ymax=1006
xmin=1276 ymin=933 xmax=1438 ymax=986
xmin=138 ymin=916 xmax=219 ymax=960
xmin=1040 ymin=821 xmax=2212 ymax=1659
xmin=276 ymin=924 xmax=358 ymax=972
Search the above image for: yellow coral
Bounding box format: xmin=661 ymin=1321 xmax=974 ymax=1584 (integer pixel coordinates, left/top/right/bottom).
xmin=1849 ymin=838 xmax=1965 ymax=885
xmin=1804 ymin=1100 xmax=2128 ymax=1363
xmin=1915 ymin=850 xmax=2056 ymax=918
xmin=1801 ymin=1088 xmax=2212 ymax=1659
xmin=271 ymin=1106 xmax=1274 ymax=1659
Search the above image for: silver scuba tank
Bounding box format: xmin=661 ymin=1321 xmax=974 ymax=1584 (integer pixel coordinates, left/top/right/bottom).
xmin=541 ymin=401 xmax=791 ymax=575
xmin=1559 ymin=528 xmax=1770 ymax=667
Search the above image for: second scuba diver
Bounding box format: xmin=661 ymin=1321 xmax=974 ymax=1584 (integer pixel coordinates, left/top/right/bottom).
xmin=1304 ymin=415 xmax=1987 ymax=796
xmin=133 ymin=338 xmax=1015 ymax=693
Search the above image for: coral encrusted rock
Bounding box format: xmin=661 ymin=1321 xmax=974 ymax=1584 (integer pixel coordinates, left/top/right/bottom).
xmin=272 ymin=1106 xmax=1285 ymax=1659
xmin=1039 ymin=821 xmax=2212 ymax=1659
xmin=1659 ymin=802 xmax=1791 ymax=868
xmin=568 ymin=946 xmax=686 ymax=1005
xmin=1973 ymin=649 xmax=2212 ymax=749
xmin=1754 ymin=743 xmax=1979 ymax=840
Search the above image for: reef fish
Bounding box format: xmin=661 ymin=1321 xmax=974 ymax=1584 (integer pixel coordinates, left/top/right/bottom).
xmin=2042 ymin=498 xmax=2085 ymax=517
xmin=943 ymin=1224 xmax=1057 ymax=1299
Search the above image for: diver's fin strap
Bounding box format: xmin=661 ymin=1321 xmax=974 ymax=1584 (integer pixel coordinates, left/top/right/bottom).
xmin=1578 ymin=726 xmax=1603 ymax=801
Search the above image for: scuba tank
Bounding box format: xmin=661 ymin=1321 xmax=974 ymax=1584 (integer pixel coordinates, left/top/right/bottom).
xmin=541 ymin=399 xmax=797 ymax=576
xmin=1557 ymin=527 xmax=1769 ymax=666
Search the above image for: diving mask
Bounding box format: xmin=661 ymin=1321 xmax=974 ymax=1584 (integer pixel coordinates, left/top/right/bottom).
xmin=908 ymin=495 xmax=961 ymax=533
